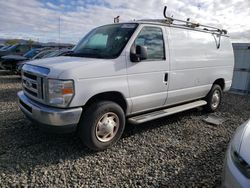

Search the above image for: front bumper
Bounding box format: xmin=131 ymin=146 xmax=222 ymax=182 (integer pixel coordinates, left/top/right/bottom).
xmin=222 ymin=147 xmax=250 ymax=188
xmin=18 ymin=91 xmax=82 ymax=133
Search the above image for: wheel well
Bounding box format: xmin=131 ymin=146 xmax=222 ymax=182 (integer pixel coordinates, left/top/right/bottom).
xmin=84 ymin=92 xmax=127 ymax=113
xmin=213 ymin=78 xmax=225 ymax=90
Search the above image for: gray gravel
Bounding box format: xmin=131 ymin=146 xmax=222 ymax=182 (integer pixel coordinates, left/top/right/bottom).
xmin=0 ymin=70 xmax=249 ymax=187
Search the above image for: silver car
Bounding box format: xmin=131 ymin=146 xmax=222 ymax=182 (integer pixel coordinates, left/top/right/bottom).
xmin=222 ymin=119 xmax=250 ymax=188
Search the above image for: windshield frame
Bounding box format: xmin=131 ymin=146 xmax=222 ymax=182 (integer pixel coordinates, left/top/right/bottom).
xmin=72 ymin=23 xmax=139 ymax=59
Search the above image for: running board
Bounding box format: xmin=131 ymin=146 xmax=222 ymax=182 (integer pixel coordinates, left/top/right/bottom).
xmin=128 ymin=100 xmax=207 ymax=124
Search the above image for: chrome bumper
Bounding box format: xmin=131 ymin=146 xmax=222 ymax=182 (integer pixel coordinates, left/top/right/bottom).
xmin=18 ymin=91 xmax=82 ymax=130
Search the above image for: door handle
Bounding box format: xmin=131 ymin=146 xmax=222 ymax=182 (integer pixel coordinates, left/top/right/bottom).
xmin=164 ymin=73 xmax=168 ymax=84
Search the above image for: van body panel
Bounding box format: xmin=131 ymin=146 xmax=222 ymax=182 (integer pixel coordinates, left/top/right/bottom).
xmin=166 ymin=27 xmax=234 ymax=106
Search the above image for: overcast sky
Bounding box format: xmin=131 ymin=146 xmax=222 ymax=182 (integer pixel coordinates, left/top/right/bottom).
xmin=0 ymin=0 xmax=249 ymax=44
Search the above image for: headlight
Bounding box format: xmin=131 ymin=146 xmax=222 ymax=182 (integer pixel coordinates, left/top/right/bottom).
xmin=48 ymin=79 xmax=74 ymax=107
xmin=230 ymin=120 xmax=250 ymax=178
xmin=231 ymin=150 xmax=250 ymax=178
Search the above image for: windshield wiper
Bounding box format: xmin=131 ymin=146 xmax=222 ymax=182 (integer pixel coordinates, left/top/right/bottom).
xmin=65 ymin=51 xmax=110 ymax=59
xmin=81 ymin=47 xmax=102 ymax=51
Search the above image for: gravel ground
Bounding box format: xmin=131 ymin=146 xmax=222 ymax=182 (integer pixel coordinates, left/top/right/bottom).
xmin=0 ymin=70 xmax=249 ymax=187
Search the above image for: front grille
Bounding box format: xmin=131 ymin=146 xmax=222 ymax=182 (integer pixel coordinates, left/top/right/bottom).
xmin=24 ymin=87 xmax=38 ymax=97
xmin=23 ymin=72 xmax=37 ymax=80
xmin=22 ymin=71 xmax=45 ymax=102
xmin=21 ymin=64 xmax=50 ymax=104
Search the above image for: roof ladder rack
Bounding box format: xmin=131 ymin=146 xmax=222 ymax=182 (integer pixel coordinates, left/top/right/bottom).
xmin=162 ymin=6 xmax=228 ymax=35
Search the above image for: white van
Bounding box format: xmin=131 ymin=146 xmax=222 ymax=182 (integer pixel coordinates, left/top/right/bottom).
xmin=18 ymin=11 xmax=234 ymax=150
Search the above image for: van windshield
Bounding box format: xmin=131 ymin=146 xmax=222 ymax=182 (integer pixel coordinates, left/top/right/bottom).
xmin=71 ymin=23 xmax=138 ymax=59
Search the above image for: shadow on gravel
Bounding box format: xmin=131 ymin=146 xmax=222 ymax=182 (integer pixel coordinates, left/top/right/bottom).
xmin=123 ymin=108 xmax=207 ymax=139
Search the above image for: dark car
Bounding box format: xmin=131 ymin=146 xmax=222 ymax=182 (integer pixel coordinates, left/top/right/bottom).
xmin=0 ymin=45 xmax=12 ymax=51
xmin=16 ymin=49 xmax=71 ymax=73
xmin=1 ymin=47 xmax=55 ymax=71
xmin=0 ymin=44 xmax=5 ymax=49
xmin=0 ymin=44 xmax=42 ymax=69
xmin=0 ymin=44 xmax=41 ymax=58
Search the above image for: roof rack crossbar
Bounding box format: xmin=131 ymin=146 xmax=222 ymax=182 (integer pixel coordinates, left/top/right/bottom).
xmin=162 ymin=6 xmax=227 ymax=35
xmin=138 ymin=19 xmax=227 ymax=35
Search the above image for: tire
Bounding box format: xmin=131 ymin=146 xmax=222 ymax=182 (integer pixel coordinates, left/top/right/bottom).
xmin=205 ymin=84 xmax=222 ymax=112
xmin=78 ymin=101 xmax=125 ymax=151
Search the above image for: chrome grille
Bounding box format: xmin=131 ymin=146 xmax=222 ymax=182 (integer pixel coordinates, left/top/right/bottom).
xmin=21 ymin=64 xmax=50 ymax=104
xmin=22 ymin=72 xmax=43 ymax=100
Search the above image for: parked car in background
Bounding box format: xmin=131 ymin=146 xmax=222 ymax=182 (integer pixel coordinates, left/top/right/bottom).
xmin=16 ymin=49 xmax=56 ymax=73
xmin=42 ymin=48 xmax=71 ymax=58
xmin=1 ymin=48 xmax=50 ymax=71
xmin=222 ymin=119 xmax=250 ymax=188
xmin=31 ymin=49 xmax=57 ymax=59
xmin=0 ymin=44 xmax=5 ymax=49
xmin=0 ymin=43 xmax=41 ymax=69
xmin=16 ymin=48 xmax=71 ymax=73
xmin=0 ymin=45 xmax=12 ymax=51
xmin=0 ymin=44 xmax=41 ymax=58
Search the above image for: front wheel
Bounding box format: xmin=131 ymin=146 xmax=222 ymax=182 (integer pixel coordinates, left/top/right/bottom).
xmin=205 ymin=84 xmax=222 ymax=112
xmin=78 ymin=101 xmax=125 ymax=151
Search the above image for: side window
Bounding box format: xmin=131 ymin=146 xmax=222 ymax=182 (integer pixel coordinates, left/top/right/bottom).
xmin=135 ymin=27 xmax=165 ymax=60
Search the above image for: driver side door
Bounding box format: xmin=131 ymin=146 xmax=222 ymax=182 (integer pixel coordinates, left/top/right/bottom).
xmin=126 ymin=25 xmax=170 ymax=114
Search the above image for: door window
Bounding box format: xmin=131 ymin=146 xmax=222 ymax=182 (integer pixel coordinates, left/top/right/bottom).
xmin=135 ymin=27 xmax=165 ymax=60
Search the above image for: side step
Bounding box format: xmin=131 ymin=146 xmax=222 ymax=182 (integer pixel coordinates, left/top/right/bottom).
xmin=128 ymin=100 xmax=207 ymax=124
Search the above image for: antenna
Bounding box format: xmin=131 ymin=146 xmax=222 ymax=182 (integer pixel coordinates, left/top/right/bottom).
xmin=114 ymin=16 xmax=120 ymax=23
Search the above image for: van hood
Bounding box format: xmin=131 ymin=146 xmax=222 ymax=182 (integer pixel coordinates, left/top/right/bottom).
xmin=26 ymin=55 xmax=125 ymax=79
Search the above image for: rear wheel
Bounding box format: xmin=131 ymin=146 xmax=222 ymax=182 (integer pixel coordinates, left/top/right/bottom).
xmin=78 ymin=101 xmax=125 ymax=151
xmin=205 ymin=84 xmax=222 ymax=112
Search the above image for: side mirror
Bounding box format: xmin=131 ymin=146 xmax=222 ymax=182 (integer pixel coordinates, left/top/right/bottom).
xmin=130 ymin=45 xmax=148 ymax=62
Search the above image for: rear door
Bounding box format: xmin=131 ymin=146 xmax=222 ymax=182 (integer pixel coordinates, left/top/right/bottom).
xmin=126 ymin=25 xmax=170 ymax=113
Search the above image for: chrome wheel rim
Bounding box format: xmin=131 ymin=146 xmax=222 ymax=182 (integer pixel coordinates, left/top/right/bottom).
xmin=211 ymin=90 xmax=220 ymax=109
xmin=95 ymin=112 xmax=119 ymax=142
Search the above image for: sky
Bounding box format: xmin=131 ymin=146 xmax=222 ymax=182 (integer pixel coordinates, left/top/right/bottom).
xmin=0 ymin=0 xmax=249 ymax=44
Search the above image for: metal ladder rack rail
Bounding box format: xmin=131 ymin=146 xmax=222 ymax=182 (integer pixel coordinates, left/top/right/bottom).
xmin=138 ymin=18 xmax=227 ymax=35
xmin=163 ymin=6 xmax=227 ymax=35
xmin=139 ymin=6 xmax=228 ymax=35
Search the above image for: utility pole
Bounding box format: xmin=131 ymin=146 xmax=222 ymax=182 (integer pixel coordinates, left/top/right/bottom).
xmin=58 ymin=16 xmax=61 ymax=48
